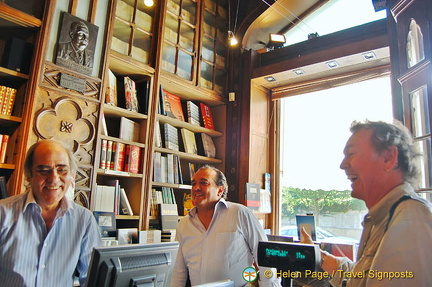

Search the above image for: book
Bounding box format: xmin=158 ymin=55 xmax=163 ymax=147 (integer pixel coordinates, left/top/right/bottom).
xmin=181 ymin=128 xmax=198 ymax=154
xmin=196 ymin=133 xmax=216 ymax=158
xmin=159 ymin=203 xmax=179 ymax=231
xmin=183 ymin=191 xmax=194 ymax=215
xmin=107 ymin=179 xmax=121 ymax=215
xmin=296 ymin=214 xmax=317 ymax=241
xmin=0 ymin=175 xmax=8 ymax=199
xmin=139 ymin=230 xmax=162 ymax=244
xmin=105 ymin=140 xmax=113 ymax=170
xmin=186 ymin=100 xmax=200 ymax=126
xmin=154 ymin=120 xmax=162 ymax=148
xmin=163 ymin=123 xmax=179 ymax=151
xmin=105 ymin=69 xmax=118 ymax=106
xmin=136 ymin=79 xmax=150 ymax=114
xmin=158 ymin=85 xmax=166 ymax=115
xmin=167 ymin=153 xmax=175 ymax=184
xmin=124 ymin=76 xmax=139 ymax=112
xmin=117 ymin=228 xmax=138 ymax=244
xmin=0 ymin=86 xmax=6 ymax=113
xmin=99 ymin=139 xmax=107 ymax=169
xmin=110 ymin=141 xmax=117 ymax=170
xmin=128 ymin=145 xmax=141 ymax=174
xmin=0 ymin=135 xmax=9 ymax=163
xmin=200 ymin=102 xmax=215 ymax=130
xmin=93 ymin=211 xmax=117 ymax=237
xmin=245 ymin=183 xmax=260 ymax=211
xmin=100 ymin=113 xmax=108 ymax=136
xmin=94 ymin=185 xmax=116 ymax=212
xmin=119 ymin=117 xmax=140 ymax=142
xmin=163 ymin=90 xmax=185 ymax=121
xmin=119 ymin=187 xmax=133 ymax=215
xmin=3 ymin=87 xmax=17 ymax=115
xmin=153 ymin=152 xmax=162 ymax=182
xmin=113 ymin=142 xmax=126 ymax=171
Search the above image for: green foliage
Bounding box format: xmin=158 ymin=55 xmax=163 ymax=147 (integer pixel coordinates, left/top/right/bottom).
xmin=281 ymin=186 xmax=366 ymax=220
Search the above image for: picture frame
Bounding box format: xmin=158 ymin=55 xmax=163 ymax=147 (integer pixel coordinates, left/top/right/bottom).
xmin=93 ymin=211 xmax=116 ymax=237
xmin=56 ymin=12 xmax=99 ymax=76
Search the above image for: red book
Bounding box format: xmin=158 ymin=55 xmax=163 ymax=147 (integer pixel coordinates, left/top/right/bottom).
xmin=163 ymin=90 xmax=185 ymax=121
xmin=129 ymin=145 xmax=141 ymax=174
xmin=114 ymin=142 xmax=126 ymax=171
xmin=0 ymin=135 xmax=9 ymax=163
xmin=124 ymin=144 xmax=131 ymax=172
xmin=200 ymin=103 xmax=215 ymax=130
xmin=106 ymin=140 xmax=113 ymax=170
xmin=110 ymin=141 xmax=117 ymax=170
xmin=4 ymin=87 xmax=17 ymax=116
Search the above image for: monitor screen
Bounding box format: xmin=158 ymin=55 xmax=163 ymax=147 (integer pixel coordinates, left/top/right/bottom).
xmin=85 ymin=242 xmax=179 ymax=287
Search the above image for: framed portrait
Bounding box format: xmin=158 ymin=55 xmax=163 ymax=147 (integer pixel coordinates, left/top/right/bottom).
xmin=93 ymin=211 xmax=116 ymax=237
xmin=56 ymin=12 xmax=99 ymax=76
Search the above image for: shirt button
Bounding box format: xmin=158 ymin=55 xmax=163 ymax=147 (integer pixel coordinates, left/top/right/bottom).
xmin=42 ymin=264 xmax=46 ymax=269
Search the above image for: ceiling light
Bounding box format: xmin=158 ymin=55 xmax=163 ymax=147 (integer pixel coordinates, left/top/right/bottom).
xmin=362 ymin=52 xmax=376 ymax=60
xmin=293 ymin=69 xmax=305 ymax=75
xmin=326 ymin=61 xmax=339 ymax=68
xmin=268 ymin=33 xmax=286 ymax=49
xmin=228 ymin=31 xmax=238 ymax=46
xmin=144 ymin=0 xmax=154 ymax=7
xmin=264 ymin=76 xmax=276 ymax=82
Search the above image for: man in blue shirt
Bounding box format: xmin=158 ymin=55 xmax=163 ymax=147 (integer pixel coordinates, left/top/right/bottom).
xmin=0 ymin=139 xmax=101 ymax=286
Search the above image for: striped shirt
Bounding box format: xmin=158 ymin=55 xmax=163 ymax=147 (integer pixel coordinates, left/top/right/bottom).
xmin=0 ymin=191 xmax=102 ymax=286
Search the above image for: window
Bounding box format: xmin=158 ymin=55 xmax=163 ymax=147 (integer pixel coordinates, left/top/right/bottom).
xmin=283 ymin=0 xmax=387 ymax=46
xmin=278 ymin=76 xmax=393 ymax=240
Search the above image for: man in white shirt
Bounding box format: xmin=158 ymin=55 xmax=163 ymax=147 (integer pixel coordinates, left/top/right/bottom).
xmin=170 ymin=165 xmax=280 ymax=287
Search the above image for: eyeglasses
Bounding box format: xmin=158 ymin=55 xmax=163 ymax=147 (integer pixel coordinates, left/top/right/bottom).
xmin=35 ymin=166 xmax=70 ymax=176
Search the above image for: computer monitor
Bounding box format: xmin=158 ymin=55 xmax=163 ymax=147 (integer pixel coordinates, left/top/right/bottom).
xmin=85 ymin=241 xmax=179 ymax=287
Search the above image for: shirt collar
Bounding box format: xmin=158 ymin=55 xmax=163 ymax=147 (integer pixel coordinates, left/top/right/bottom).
xmin=23 ymin=190 xmax=73 ymax=216
xmin=368 ymin=182 xmax=414 ymax=225
xmin=188 ymin=198 xmax=228 ymax=218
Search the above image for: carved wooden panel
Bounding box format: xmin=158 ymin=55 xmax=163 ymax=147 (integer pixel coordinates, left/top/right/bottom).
xmin=29 ymin=83 xmax=99 ymax=207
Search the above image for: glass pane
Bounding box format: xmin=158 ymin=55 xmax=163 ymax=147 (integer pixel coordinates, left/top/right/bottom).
xmin=406 ymin=19 xmax=425 ymax=68
xmin=182 ymin=0 xmax=197 ymax=25
xmin=202 ymin=35 xmax=215 ymax=62
xmin=215 ymin=68 xmax=225 ymax=95
xmin=415 ymin=138 xmax=432 ymax=189
xmin=162 ymin=43 xmax=176 ymax=73
xmin=165 ymin=14 xmax=179 ymax=44
xmin=218 ymin=0 xmax=228 ymax=20
xmin=116 ymin=0 xmax=134 ymax=23
xmin=131 ymin=29 xmax=151 ymax=63
xmin=410 ymin=86 xmax=430 ymax=137
xmin=177 ymin=50 xmax=192 ymax=80
xmin=112 ymin=19 xmax=131 ymax=55
xmin=215 ymin=42 xmax=226 ymax=68
xmin=200 ymin=61 xmax=213 ymax=89
xmin=167 ymin=0 xmax=181 ymax=16
xmin=204 ymin=0 xmax=216 ymax=13
xmin=204 ymin=10 xmax=216 ymax=37
xmin=179 ymin=23 xmax=195 ymax=52
xmin=135 ymin=3 xmax=153 ymax=33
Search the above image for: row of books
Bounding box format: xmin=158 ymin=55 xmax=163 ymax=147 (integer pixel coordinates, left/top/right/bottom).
xmin=153 ymin=152 xmax=183 ymax=184
xmin=159 ymin=88 xmax=215 ymax=130
xmin=0 ymin=86 xmax=17 ymax=116
xmin=99 ymin=139 xmax=142 ymax=174
xmin=94 ymin=180 xmax=133 ymax=215
xmin=0 ymin=134 xmax=10 ymax=164
xmin=150 ymin=187 xmax=177 ymax=217
xmin=105 ymin=69 xmax=149 ymax=114
xmin=156 ymin=122 xmax=216 ymax=158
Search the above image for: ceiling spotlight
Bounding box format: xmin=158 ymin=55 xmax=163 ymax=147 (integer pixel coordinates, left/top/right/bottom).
xmin=144 ymin=0 xmax=154 ymax=7
xmin=293 ymin=69 xmax=305 ymax=75
xmin=362 ymin=51 xmax=376 ymax=60
xmin=268 ymin=33 xmax=286 ymax=49
xmin=264 ymin=76 xmax=276 ymax=82
xmin=326 ymin=60 xmax=339 ymax=68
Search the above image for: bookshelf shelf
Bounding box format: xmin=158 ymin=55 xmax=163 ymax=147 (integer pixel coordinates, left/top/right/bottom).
xmin=0 ymin=163 xmax=14 ymax=170
xmin=97 ymin=168 xmax=144 ymax=178
xmin=157 ymin=114 xmax=222 ymax=137
xmin=116 ymin=214 xmax=140 ymax=220
xmin=152 ymin=181 xmax=192 ymax=190
xmin=100 ymin=135 xmax=146 ymax=149
xmin=103 ymin=104 xmax=148 ymax=120
xmin=154 ymin=147 xmax=222 ymax=164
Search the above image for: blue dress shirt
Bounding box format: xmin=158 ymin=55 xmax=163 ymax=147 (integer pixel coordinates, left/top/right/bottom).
xmin=0 ymin=191 xmax=102 ymax=286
